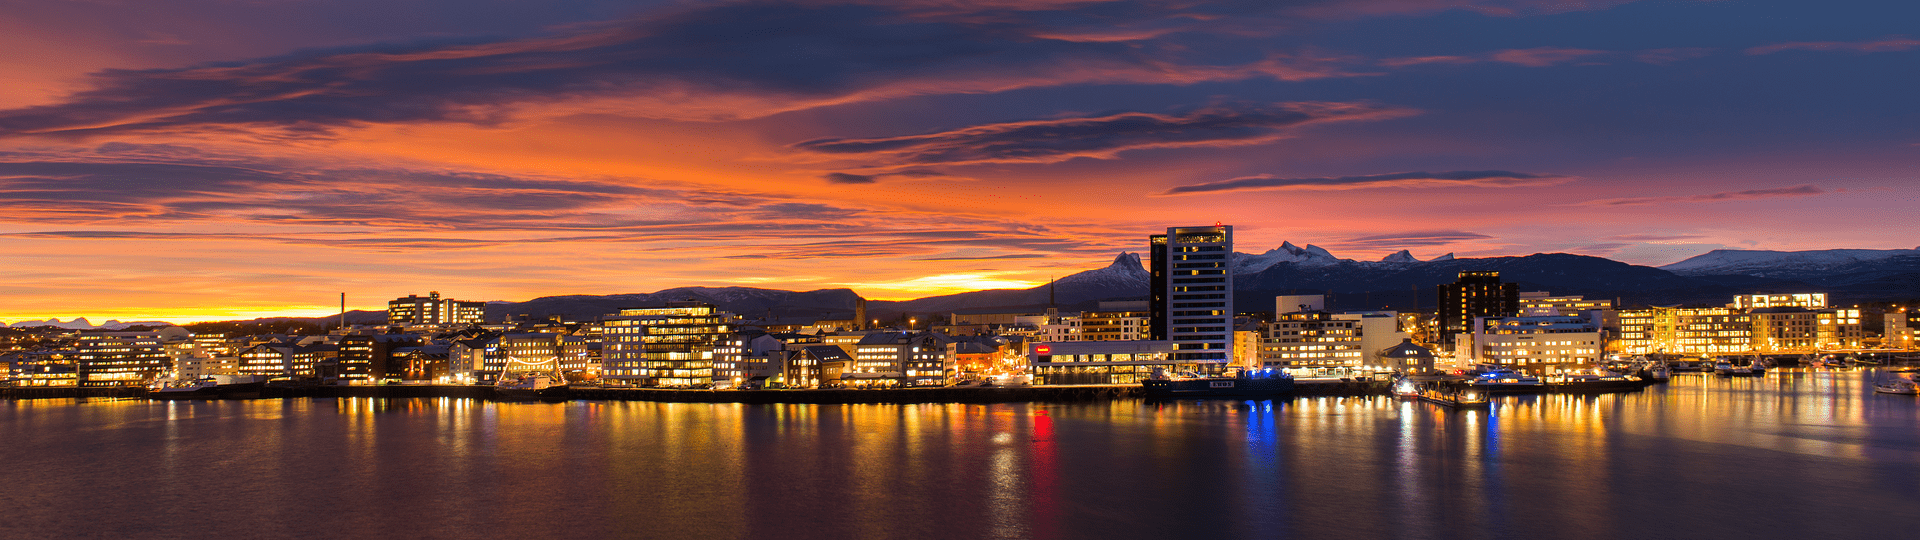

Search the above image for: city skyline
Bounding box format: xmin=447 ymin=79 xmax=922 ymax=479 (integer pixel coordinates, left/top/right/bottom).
xmin=3 ymin=0 xmax=1915 ymax=322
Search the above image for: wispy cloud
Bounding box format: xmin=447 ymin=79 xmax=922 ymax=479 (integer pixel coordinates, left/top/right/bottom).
xmin=1381 ymin=46 xmax=1608 ymax=68
xmin=1158 ymin=170 xmax=1571 ymax=195
xmin=1573 ymin=184 xmax=1825 ymax=206
xmin=1334 ymin=230 xmax=1493 ymax=249
xmin=1747 ymin=36 xmax=1920 ymax=55
xmin=792 ymin=102 xmax=1414 ymax=167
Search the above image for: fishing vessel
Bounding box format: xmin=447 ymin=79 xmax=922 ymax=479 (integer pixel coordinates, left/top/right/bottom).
xmin=1142 ymin=369 xmax=1293 ymax=398
xmin=149 ymin=374 xmax=268 ymax=400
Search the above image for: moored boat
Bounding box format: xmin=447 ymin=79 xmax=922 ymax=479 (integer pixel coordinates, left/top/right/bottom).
xmin=149 ymin=375 xmax=268 ymax=400
xmin=1467 ymin=367 xmax=1547 ymax=394
xmin=1546 ymin=370 xmax=1648 ymax=393
xmin=1142 ymin=369 xmax=1293 ymax=398
xmin=1873 ymin=375 xmax=1918 ymax=395
xmin=494 ymin=372 xmax=568 ymax=401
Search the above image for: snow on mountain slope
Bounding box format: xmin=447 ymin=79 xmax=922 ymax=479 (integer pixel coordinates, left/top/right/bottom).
xmin=1660 ymin=247 xmax=1920 ymax=276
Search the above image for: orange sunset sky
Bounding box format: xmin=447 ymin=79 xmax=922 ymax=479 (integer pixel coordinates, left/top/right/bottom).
xmin=1 ymin=0 xmax=1915 ymax=323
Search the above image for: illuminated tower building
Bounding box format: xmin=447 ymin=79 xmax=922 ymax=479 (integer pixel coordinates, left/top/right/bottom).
xmin=1149 ymin=225 xmax=1234 ymax=366
xmin=1438 ymin=271 xmax=1517 ymax=347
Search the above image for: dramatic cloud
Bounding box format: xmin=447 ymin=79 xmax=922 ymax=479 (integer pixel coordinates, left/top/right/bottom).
xmin=1747 ymin=36 xmax=1920 ymax=55
xmin=1574 ymin=184 xmax=1825 ymax=207
xmin=0 ymin=1 xmax=1393 ymax=138
xmin=1159 ymin=170 xmax=1571 ymax=195
xmin=792 ymin=102 xmax=1413 ymax=167
xmin=1333 ymin=230 xmax=1494 ymax=249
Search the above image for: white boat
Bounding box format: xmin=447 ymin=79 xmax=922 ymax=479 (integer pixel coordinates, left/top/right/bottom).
xmin=1874 ymin=375 xmax=1918 ymax=395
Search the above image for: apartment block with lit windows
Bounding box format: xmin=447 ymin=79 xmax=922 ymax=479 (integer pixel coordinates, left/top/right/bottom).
xmin=386 ymin=291 xmax=486 ymax=327
xmin=73 ymin=331 xmax=173 ymax=386
xmin=852 ymin=331 xmax=952 ymax=387
xmin=600 ymin=302 xmax=731 ymax=387
xmin=1259 ymin=311 xmax=1363 ymax=368
xmin=1468 ymin=312 xmax=1604 ymax=372
xmin=1080 ymin=301 xmax=1151 ymax=341
xmin=1617 ymin=307 xmax=1750 ymax=355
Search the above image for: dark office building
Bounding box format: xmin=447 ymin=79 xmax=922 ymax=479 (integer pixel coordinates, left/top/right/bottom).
xmin=1438 ymin=271 xmax=1518 ymax=346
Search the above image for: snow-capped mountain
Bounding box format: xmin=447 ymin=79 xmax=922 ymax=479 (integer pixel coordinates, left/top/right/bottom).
xmin=5 ymin=318 xmax=174 ymax=329
xmin=1660 ymin=247 xmax=1920 ymax=277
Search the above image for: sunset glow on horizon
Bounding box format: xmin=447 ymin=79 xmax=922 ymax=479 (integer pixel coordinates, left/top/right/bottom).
xmin=2 ymin=0 xmax=1915 ymax=322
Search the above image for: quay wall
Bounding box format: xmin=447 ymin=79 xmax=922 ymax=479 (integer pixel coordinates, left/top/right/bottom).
xmin=5 ymin=380 xmax=1390 ymax=403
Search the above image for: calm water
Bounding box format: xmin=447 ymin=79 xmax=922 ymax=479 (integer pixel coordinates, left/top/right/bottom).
xmin=4 ymin=371 xmax=1917 ymax=540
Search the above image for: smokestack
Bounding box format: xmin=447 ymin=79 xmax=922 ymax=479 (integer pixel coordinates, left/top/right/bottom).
xmin=340 ymin=292 xmax=346 ymax=332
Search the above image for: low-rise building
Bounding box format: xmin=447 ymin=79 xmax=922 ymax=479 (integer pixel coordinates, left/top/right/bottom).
xmin=1028 ymin=340 xmax=1179 ymax=385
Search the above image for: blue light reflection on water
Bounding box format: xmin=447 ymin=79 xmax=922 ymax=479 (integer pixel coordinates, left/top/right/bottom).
xmin=2 ymin=371 xmax=1917 ymax=540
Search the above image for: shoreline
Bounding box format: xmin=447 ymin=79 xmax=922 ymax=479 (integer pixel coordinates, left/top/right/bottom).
xmin=2 ymin=380 xmax=1394 ymax=403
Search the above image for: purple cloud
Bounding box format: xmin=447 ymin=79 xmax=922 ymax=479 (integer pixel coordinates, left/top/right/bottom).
xmin=794 ymin=102 xmax=1413 ymax=167
xmin=1159 ymin=170 xmax=1572 ymax=195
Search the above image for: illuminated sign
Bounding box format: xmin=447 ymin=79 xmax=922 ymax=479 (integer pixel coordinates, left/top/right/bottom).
xmin=1034 ymin=345 xmax=1050 ymax=355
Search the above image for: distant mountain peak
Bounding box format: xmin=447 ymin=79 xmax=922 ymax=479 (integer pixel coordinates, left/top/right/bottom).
xmin=1429 ymin=253 xmax=1455 ymax=262
xmin=1109 ymin=251 xmax=1143 ymax=271
xmin=1661 ymin=247 xmax=1920 ymax=277
xmin=1381 ymin=250 xmax=1417 ymax=263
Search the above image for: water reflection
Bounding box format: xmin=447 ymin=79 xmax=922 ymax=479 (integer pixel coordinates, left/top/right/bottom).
xmin=2 ymin=372 xmax=1917 ymax=539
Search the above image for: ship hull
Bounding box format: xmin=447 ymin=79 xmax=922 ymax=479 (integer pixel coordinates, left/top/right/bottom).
xmin=1142 ymin=378 xmax=1293 ymax=398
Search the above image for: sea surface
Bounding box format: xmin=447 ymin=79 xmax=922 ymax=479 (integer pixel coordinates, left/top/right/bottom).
xmin=4 ymin=371 xmax=1918 ymax=540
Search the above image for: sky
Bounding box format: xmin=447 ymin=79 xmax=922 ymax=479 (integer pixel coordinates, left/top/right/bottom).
xmin=1 ymin=0 xmax=1916 ymax=322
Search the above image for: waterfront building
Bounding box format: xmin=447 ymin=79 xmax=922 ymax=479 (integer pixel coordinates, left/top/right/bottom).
xmin=1380 ymin=339 xmax=1438 ymax=374
xmin=1887 ymin=311 xmax=1913 ymax=349
xmin=788 ymin=345 xmax=851 ymax=388
xmin=713 ymin=332 xmax=788 ymax=387
xmin=1468 ymin=311 xmax=1605 ymax=373
xmin=1438 ymin=272 xmax=1518 ymax=347
xmin=73 ymin=331 xmax=175 ymax=386
xmin=1258 ymin=298 xmax=1410 ymax=370
xmin=1617 ymin=307 xmax=1750 ymax=355
xmin=559 ymin=334 xmax=600 ymax=379
xmin=852 ymin=331 xmax=952 ymax=387
xmin=498 ymin=333 xmax=562 ymax=376
xmin=600 ymin=302 xmax=731 ymax=387
xmin=1748 ymin=306 xmax=1863 ymax=352
xmin=386 ymin=291 xmax=486 ymax=327
xmin=1750 ymin=307 xmax=1818 ymax=352
xmin=1028 ymin=340 xmax=1176 ymax=385
xmin=1150 ymin=225 xmax=1234 ymax=366
xmin=1260 ymin=311 xmax=1362 ymax=368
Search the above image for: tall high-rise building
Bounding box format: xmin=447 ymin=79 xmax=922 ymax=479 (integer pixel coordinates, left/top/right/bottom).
xmin=1149 ymin=225 xmax=1234 ymax=363
xmin=386 ymin=291 xmax=486 ymax=326
xmin=1437 ymin=271 xmax=1517 ymax=346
